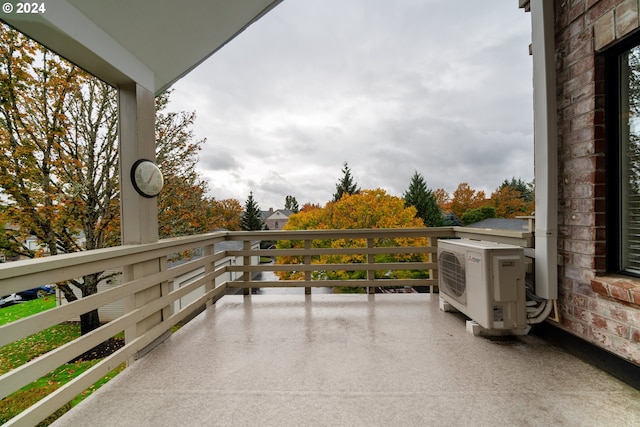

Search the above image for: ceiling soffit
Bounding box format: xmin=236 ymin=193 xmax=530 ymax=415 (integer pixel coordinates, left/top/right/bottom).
xmin=1 ymin=0 xmax=283 ymax=95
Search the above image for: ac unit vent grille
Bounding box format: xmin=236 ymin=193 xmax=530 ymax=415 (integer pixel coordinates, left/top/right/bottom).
xmin=439 ymin=250 xmax=466 ymax=301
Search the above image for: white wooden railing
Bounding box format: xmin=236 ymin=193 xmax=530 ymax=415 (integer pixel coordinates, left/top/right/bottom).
xmin=0 ymin=226 xmax=532 ymax=425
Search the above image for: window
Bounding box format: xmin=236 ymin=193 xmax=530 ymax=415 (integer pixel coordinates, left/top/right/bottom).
xmin=608 ymin=40 xmax=640 ymax=276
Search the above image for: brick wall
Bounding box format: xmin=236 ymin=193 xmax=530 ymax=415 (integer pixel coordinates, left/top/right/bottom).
xmin=555 ymin=0 xmax=640 ymax=364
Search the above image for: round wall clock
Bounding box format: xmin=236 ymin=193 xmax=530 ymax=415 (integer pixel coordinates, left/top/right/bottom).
xmin=131 ymin=159 xmax=164 ymax=198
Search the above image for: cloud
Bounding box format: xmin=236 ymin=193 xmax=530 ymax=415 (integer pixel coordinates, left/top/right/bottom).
xmin=168 ymin=0 xmax=533 ymax=209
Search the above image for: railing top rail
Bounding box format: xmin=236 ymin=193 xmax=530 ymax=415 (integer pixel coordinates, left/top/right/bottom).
xmin=1 ymin=226 xmax=534 ymax=294
xmin=0 ymin=231 xmax=229 ymax=292
xmin=226 ymin=227 xmax=457 ymax=240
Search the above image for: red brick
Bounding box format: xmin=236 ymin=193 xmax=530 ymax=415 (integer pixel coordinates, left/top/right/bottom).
xmin=609 ymin=305 xmax=629 ymax=323
xmin=588 ymin=0 xmax=625 ymax=24
xmin=593 ymin=255 xmax=608 ymax=271
xmin=609 ymin=282 xmax=633 ymax=303
xmin=570 ymin=199 xmax=595 ymax=213
xmin=572 ymin=54 xmax=596 ymax=78
xmin=591 ymin=279 xmax=611 ymax=296
xmin=588 ymin=312 xmax=629 ymax=338
xmin=574 ymin=253 xmax=596 ymax=269
xmin=573 ymin=292 xmax=589 ymax=308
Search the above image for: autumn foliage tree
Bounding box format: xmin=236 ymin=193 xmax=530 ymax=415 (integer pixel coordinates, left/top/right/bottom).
xmin=0 ymin=25 xmax=236 ymax=333
xmin=155 ymin=92 xmax=241 ymax=235
xmin=490 ymin=180 xmax=534 ymax=218
xmin=434 ymin=188 xmax=451 ymax=212
xmin=449 ymin=183 xmax=488 ymax=220
xmin=276 ymin=189 xmax=428 ymax=283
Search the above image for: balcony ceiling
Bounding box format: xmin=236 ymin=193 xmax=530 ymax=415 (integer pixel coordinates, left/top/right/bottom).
xmin=1 ymin=0 xmax=283 ymax=95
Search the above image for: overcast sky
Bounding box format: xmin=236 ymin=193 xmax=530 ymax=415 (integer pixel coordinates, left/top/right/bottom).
xmin=167 ymin=0 xmax=533 ymax=210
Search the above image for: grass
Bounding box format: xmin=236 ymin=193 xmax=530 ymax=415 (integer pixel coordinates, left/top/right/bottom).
xmin=0 ymin=295 xmax=56 ymax=325
xmin=0 ymin=296 xmax=125 ymax=425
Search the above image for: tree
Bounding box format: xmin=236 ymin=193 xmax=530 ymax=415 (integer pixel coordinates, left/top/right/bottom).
xmin=277 ymin=189 xmax=428 ymax=282
xmin=434 ymin=188 xmax=451 ymax=211
xmin=284 ymin=195 xmax=299 ymax=213
xmin=0 ymin=24 xmax=217 ymax=333
xmin=154 ymin=91 xmax=228 ymax=237
xmin=403 ymin=171 xmax=443 ymax=227
xmin=449 ymin=183 xmax=487 ymax=220
xmin=461 ymin=205 xmax=496 ymax=226
xmin=207 ymin=198 xmax=243 ymax=231
xmin=332 ymin=161 xmax=360 ymax=202
xmin=240 ymin=192 xmax=264 ymax=231
xmin=300 ymin=202 xmax=321 ymax=212
xmin=442 ymin=212 xmax=462 ymax=226
xmin=498 ymin=177 xmax=534 ymax=203
xmin=490 ymin=185 xmax=533 ymax=218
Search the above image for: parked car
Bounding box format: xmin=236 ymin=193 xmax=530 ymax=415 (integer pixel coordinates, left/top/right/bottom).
xmin=0 ymin=293 xmax=23 ymax=308
xmin=16 ymin=285 xmax=55 ymax=300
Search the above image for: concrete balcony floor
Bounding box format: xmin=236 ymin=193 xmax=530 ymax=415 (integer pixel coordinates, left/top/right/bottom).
xmin=54 ymin=294 xmax=640 ymax=427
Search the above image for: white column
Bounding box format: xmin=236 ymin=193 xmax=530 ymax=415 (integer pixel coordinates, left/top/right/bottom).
xmin=531 ymin=0 xmax=558 ymax=300
xmin=118 ymin=83 xmax=167 ymax=358
xmin=118 ymin=83 xmax=159 ymax=245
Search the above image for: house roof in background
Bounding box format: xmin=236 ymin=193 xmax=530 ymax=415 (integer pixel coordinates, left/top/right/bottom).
xmin=261 ymin=209 xmax=294 ymax=221
xmin=1 ymin=0 xmax=283 ymax=95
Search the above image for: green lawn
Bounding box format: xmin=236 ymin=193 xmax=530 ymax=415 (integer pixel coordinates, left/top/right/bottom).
xmin=0 ymin=295 xmax=56 ymax=326
xmin=0 ymin=296 xmax=125 ymax=426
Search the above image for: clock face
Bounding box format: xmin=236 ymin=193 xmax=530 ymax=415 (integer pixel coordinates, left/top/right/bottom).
xmin=131 ymin=159 xmax=164 ymax=198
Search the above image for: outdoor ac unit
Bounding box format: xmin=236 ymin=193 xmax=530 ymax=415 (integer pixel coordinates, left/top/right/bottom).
xmin=438 ymin=239 xmax=529 ymax=335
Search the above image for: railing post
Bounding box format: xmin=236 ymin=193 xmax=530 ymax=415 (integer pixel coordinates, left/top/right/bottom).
xmin=243 ymin=240 xmax=251 ymax=295
xmin=305 ymin=239 xmax=311 ymax=295
xmin=123 ymin=255 xmax=169 ymax=363
xmin=367 ymin=238 xmax=375 ymax=294
xmin=428 ymin=237 xmax=438 ymax=294
xmin=204 ymin=243 xmax=214 ymax=306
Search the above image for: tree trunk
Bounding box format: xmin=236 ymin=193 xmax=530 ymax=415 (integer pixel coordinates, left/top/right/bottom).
xmin=79 ymin=273 xmax=102 ymax=334
xmin=80 ymin=309 xmax=101 ymax=335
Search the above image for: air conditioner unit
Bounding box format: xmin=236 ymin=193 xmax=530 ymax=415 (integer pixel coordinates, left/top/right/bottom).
xmin=438 ymin=239 xmax=529 ymax=335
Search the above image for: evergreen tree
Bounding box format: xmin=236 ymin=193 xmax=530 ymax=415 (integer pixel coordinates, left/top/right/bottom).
xmin=443 ymin=212 xmax=463 ymax=226
xmin=240 ymin=192 xmax=264 ymax=231
xmin=403 ymin=171 xmax=443 ymax=227
xmin=332 ymin=162 xmax=360 ymax=202
xmin=285 ymin=195 xmax=300 ymax=213
xmin=499 ymin=177 xmax=534 ymax=203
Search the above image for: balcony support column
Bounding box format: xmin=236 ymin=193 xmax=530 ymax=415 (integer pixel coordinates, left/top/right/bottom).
xmin=118 ymin=83 xmax=159 ymax=245
xmin=118 ymin=83 xmax=167 ymax=358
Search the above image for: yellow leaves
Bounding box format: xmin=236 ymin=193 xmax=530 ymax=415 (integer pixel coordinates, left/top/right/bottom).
xmin=449 ymin=182 xmax=488 ymax=220
xmin=285 ymin=189 xmax=424 ymax=231
xmin=275 ymin=189 xmax=429 ymax=281
xmin=490 ymin=186 xmax=534 ymax=218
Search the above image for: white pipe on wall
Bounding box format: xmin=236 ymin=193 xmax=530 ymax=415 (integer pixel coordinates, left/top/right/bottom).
xmin=528 ymin=0 xmax=559 ymax=300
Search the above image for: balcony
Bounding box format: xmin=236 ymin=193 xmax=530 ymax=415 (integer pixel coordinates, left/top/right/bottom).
xmin=2 ymin=228 xmax=640 ymax=426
